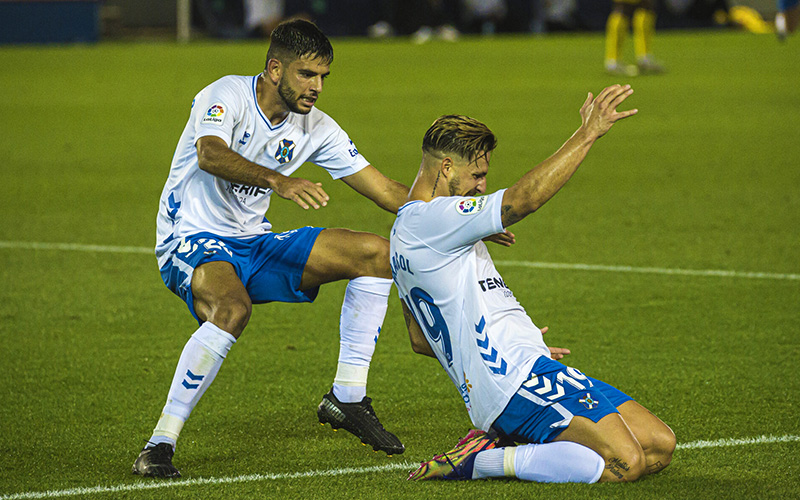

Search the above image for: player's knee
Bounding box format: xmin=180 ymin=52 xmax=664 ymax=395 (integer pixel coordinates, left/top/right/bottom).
xmin=650 ymin=425 xmax=676 ymax=472
xmin=603 ymin=443 xmax=646 ymax=482
xmin=208 ymin=297 xmax=251 ymax=337
xmin=358 ymin=235 xmax=391 ymax=278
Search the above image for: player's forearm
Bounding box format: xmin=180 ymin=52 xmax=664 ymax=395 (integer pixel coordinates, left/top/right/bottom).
xmin=196 ymin=138 xmax=285 ymax=190
xmin=342 ymin=166 xmax=410 ymax=214
xmin=402 ymin=300 xmax=436 ymax=357
xmin=501 ymin=127 xmax=596 ymax=227
xmin=377 ymin=179 xmax=411 ymax=214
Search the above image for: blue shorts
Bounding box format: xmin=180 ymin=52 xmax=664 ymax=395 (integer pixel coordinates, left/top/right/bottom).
xmin=492 ymin=356 xmax=633 ymax=444
xmin=779 ymin=0 xmax=799 ymax=11
xmin=159 ymin=227 xmax=324 ymax=323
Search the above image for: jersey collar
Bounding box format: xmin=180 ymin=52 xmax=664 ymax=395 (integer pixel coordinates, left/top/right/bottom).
xmin=252 ymin=75 xmax=288 ymax=131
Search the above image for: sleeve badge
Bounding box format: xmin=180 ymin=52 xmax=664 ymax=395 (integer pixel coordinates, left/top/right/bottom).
xmin=201 ymin=103 xmax=225 ymax=124
xmin=455 ymin=196 xmax=488 ymax=215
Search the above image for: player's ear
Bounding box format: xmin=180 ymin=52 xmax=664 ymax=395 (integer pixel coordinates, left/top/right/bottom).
xmin=266 ymin=59 xmax=283 ymax=84
xmin=441 ymin=157 xmax=453 ymax=178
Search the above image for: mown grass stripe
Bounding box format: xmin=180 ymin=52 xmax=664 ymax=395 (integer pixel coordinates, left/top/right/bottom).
xmin=1 ymin=241 xmax=797 ymax=281
xmin=1 ymin=435 xmax=797 ymax=500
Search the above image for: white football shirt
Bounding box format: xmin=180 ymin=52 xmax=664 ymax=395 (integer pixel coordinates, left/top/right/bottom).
xmin=155 ymin=74 xmax=369 ymax=267
xmin=390 ymin=190 xmax=551 ymax=430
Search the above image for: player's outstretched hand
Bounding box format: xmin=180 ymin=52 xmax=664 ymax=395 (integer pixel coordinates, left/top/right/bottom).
xmin=540 ymin=326 xmax=572 ymax=360
xmin=272 ymin=175 xmax=330 ymax=210
xmin=580 ymin=84 xmax=638 ymax=140
xmin=483 ymin=229 xmax=516 ymax=247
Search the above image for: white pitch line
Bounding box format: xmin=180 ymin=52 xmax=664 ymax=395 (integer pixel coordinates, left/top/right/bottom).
xmin=1 ymin=434 xmax=797 ymax=500
xmin=1 ymin=240 xmax=798 ymax=282
xmin=675 ymin=434 xmax=800 ymax=450
xmin=494 ymin=260 xmax=800 ymax=281
xmin=0 ymin=462 xmax=415 ymax=500
xmin=0 ymin=241 xmax=152 ymax=255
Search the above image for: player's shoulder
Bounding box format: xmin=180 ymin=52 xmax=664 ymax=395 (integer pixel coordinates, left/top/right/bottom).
xmin=195 ymin=75 xmax=253 ymax=101
xmin=395 ymin=198 xmax=454 ymax=233
xmin=397 ymin=192 xmax=503 ymax=230
xmin=288 ymin=106 xmax=342 ymax=135
xmin=426 ymin=193 xmax=500 ymax=216
xmin=198 ymin=75 xmax=252 ymax=99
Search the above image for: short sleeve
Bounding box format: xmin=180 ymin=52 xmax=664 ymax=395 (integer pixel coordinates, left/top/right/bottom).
xmin=307 ymin=115 xmax=369 ymax=180
xmin=191 ymin=77 xmax=244 ymax=146
xmin=407 ymin=190 xmax=506 ymax=254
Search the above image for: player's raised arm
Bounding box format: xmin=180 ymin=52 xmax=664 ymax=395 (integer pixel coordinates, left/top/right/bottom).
xmin=196 ymin=136 xmax=330 ymax=210
xmin=500 ymin=84 xmax=637 ymax=228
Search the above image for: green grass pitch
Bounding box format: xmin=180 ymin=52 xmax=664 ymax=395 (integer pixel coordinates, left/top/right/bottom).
xmin=0 ymin=29 xmax=798 ymax=499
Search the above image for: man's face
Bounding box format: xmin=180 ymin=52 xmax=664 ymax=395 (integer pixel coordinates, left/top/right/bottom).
xmin=277 ymin=55 xmax=330 ymax=114
xmin=448 ymin=151 xmax=490 ymax=197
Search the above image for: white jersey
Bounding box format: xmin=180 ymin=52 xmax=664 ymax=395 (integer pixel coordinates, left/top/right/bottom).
xmin=390 ymin=191 xmax=551 ymax=430
xmin=155 ymin=74 xmax=369 ymax=268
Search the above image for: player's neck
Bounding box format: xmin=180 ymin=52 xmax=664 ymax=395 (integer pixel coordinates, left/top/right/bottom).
xmin=256 ymin=74 xmax=290 ymax=126
xmin=408 ymin=168 xmax=447 ymax=203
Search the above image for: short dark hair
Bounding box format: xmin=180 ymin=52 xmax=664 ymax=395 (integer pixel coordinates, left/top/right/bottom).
xmin=265 ymin=19 xmax=333 ymax=68
xmin=422 ymin=115 xmax=497 ymax=162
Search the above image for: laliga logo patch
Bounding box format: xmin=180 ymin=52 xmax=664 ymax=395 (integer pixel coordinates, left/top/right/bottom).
xmin=455 ymin=196 xmax=488 ymax=215
xmin=580 ymin=393 xmax=597 ymax=410
xmin=201 ymin=103 xmax=225 ymax=124
xmin=274 ymin=139 xmax=295 ymax=164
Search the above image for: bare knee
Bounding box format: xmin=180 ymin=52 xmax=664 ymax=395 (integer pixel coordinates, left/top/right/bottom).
xmin=191 ymin=262 xmax=252 ymax=337
xmin=601 ymin=443 xmax=647 ymax=482
xmin=205 ymin=297 xmax=251 ymax=337
xmin=646 ymin=425 xmax=676 ymax=474
xmin=194 ymin=292 xmax=252 ymax=338
xmin=357 ymin=235 xmax=391 ymax=279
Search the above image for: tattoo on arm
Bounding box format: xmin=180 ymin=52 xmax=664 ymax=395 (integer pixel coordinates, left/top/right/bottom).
xmin=403 ymin=304 xmax=414 ymax=330
xmin=501 ymin=204 xmax=523 ymax=227
xmin=606 ymin=457 xmax=631 ymax=480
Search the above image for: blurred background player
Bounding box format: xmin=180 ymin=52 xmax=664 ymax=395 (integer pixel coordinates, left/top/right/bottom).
xmin=776 ymin=0 xmax=800 ymax=40
xmin=367 ymin=0 xmax=460 ymax=43
xmin=605 ymin=0 xmax=665 ymax=75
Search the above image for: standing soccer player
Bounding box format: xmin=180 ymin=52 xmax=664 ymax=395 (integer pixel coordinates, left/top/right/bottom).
xmin=391 ymin=85 xmax=676 ymax=483
xmin=605 ymin=0 xmax=664 ymax=75
xmin=132 ymin=19 xmax=409 ymax=478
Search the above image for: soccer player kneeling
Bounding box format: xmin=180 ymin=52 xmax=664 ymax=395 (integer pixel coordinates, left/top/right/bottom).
xmin=391 ymin=86 xmax=675 ymax=483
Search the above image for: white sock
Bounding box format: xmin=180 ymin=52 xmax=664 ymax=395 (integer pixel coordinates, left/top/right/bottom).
xmin=148 ymin=322 xmax=236 ymax=448
xmin=473 ymin=448 xmax=506 ymax=479
xmin=332 ymin=277 xmax=391 ymax=403
xmin=513 ymin=442 xmax=605 ymax=483
xmin=776 ymin=12 xmax=787 ymax=34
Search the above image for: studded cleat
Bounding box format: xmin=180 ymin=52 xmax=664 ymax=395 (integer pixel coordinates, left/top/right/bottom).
xmin=317 ymin=390 xmax=404 ymax=455
xmin=636 ymin=56 xmax=666 ymax=75
xmin=605 ymin=61 xmax=639 ymax=77
xmin=132 ymin=443 xmax=181 ymax=478
xmin=408 ymin=429 xmax=497 ymax=481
